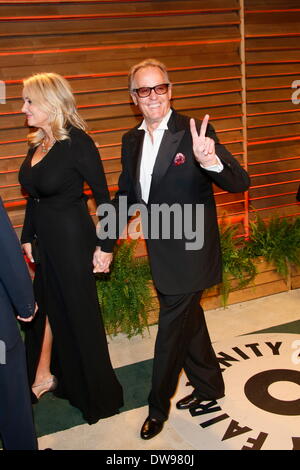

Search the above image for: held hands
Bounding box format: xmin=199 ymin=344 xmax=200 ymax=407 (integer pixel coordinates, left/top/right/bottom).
xmin=93 ymin=246 xmax=113 ymax=274
xmin=190 ymin=114 xmax=218 ymax=167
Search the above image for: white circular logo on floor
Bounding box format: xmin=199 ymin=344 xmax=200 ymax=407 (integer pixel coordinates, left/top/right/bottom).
xmin=170 ymin=333 xmax=300 ymax=450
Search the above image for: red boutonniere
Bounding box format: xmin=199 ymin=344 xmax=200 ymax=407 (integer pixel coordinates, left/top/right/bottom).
xmin=173 ymin=153 xmax=186 ymax=166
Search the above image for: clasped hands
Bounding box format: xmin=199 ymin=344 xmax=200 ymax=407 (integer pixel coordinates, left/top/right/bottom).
xmin=93 ymin=246 xmax=113 ymax=274
xmin=190 ymin=114 xmax=218 ymax=167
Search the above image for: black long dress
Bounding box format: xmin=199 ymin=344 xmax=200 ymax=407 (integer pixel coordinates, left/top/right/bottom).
xmin=19 ymin=126 xmax=123 ymax=424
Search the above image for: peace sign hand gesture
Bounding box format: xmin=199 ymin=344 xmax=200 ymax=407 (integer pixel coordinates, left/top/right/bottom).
xmin=190 ymin=114 xmax=218 ymax=167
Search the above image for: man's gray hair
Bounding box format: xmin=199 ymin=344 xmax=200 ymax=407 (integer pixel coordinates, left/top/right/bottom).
xmin=128 ymin=58 xmax=171 ymax=91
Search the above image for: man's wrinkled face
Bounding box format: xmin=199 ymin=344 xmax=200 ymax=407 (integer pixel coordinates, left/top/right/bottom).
xmin=131 ymin=66 xmax=172 ymax=129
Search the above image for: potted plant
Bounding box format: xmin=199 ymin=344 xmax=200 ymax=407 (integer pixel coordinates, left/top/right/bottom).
xmin=96 ymin=240 xmax=153 ymax=338
xmin=245 ymin=216 xmax=300 ymax=289
xmin=219 ymin=225 xmax=257 ymax=308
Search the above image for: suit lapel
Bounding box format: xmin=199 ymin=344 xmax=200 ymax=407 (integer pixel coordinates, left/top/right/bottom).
xmin=127 ymin=128 xmax=145 ymax=200
xmin=149 ymin=112 xmax=185 ymax=201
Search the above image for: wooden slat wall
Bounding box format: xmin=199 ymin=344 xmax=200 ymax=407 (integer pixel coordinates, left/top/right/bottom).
xmin=2 ymin=0 xmax=298 ymax=242
xmin=245 ymin=0 xmax=300 ymax=220
xmin=0 ymin=0 xmax=246 ymax=238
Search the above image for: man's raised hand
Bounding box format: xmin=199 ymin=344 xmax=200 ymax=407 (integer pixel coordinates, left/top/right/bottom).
xmin=190 ymin=114 xmax=217 ymax=167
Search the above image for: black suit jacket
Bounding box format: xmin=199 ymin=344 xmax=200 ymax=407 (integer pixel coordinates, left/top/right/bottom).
xmin=104 ymin=110 xmax=250 ymax=295
xmin=0 ymin=198 xmax=35 ymax=351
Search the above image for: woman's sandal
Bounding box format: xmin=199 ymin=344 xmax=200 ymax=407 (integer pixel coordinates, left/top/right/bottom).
xmin=32 ymin=376 xmax=57 ymax=400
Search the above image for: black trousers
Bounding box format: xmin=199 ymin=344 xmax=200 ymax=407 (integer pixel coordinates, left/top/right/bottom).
xmin=0 ymin=339 xmax=37 ymax=450
xmin=148 ymin=290 xmax=224 ymax=421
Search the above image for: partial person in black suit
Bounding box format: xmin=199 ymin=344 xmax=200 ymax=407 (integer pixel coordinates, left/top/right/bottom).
xmin=296 ymin=184 xmax=300 ymax=201
xmin=0 ymin=197 xmax=37 ymax=450
xmin=94 ymin=58 xmax=250 ymax=440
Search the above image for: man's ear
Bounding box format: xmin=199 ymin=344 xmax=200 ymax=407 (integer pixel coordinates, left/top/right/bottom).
xmin=130 ymin=92 xmax=138 ymax=106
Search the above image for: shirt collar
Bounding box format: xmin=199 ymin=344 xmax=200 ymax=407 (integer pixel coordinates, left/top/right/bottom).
xmin=138 ymin=108 xmax=173 ymax=132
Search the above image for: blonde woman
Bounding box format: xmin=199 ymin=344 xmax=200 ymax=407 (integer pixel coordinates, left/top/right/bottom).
xmin=19 ymin=73 xmax=123 ymax=424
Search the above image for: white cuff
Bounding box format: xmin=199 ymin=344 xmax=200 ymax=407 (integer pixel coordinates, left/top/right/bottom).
xmin=200 ymin=155 xmax=223 ymax=173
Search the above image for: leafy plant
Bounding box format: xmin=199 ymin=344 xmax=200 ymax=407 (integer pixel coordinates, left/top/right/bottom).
xmin=96 ymin=216 xmax=300 ymax=335
xmin=245 ymin=216 xmax=300 ymax=279
xmin=220 ymin=225 xmax=257 ymax=308
xmin=96 ymin=240 xmax=153 ymax=338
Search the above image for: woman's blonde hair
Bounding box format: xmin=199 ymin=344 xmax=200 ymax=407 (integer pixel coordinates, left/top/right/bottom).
xmin=22 ymin=72 xmax=87 ymax=147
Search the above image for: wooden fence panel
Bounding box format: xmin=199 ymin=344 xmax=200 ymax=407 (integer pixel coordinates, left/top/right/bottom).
xmin=1 ymin=0 xmax=299 ymax=239
xmin=245 ymin=0 xmax=300 ymax=220
xmin=0 ymin=0 xmax=246 ymax=237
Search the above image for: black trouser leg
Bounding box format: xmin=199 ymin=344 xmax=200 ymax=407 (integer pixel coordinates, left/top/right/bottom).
xmin=148 ymin=290 xmax=224 ymax=421
xmin=183 ymin=302 xmax=224 ymax=400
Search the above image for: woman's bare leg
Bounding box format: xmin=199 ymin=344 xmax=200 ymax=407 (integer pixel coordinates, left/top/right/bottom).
xmin=32 ymin=316 xmax=55 ymax=397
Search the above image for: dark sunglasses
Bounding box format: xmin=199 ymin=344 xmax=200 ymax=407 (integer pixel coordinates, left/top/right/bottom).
xmin=132 ymin=83 xmax=170 ymax=98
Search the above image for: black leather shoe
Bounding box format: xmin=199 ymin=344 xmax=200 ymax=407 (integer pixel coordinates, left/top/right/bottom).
xmin=140 ymin=417 xmax=164 ymax=440
xmin=176 ymin=393 xmax=204 ymax=410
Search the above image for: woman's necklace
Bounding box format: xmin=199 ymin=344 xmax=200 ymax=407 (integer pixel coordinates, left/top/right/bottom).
xmin=41 ymin=138 xmax=55 ymax=154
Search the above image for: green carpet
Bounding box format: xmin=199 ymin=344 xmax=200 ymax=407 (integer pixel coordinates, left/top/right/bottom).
xmin=249 ymin=319 xmax=300 ymax=335
xmin=33 ymin=358 xmax=152 ymax=437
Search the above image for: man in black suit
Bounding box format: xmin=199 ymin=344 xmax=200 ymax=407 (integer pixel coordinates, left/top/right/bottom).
xmin=95 ymin=59 xmax=250 ymax=439
xmin=0 ymin=198 xmax=37 ymax=450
